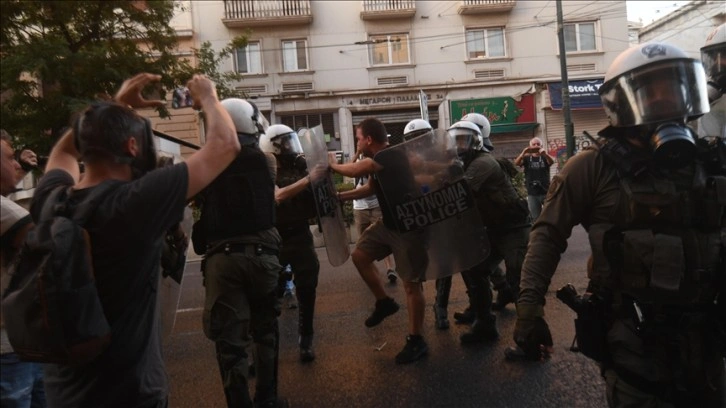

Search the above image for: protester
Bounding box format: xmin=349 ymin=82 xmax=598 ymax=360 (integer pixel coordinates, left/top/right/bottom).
xmin=329 ymin=118 xmax=429 ymax=364
xmin=31 ymin=73 xmax=239 ymax=408
xmin=446 ymin=120 xmax=530 ymax=344
xmin=193 ymin=99 xmax=289 ymax=407
xmin=352 ymin=150 xmax=397 ymax=284
xmin=514 ymin=137 xmax=554 ymax=220
xmin=0 ymin=130 xmax=46 ymax=408
xmin=259 ymin=123 xmax=321 ymax=364
xmin=507 ymin=43 xmax=724 ymax=407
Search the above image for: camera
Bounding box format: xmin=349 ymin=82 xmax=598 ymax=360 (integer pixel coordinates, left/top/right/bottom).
xmin=556 ymin=284 xmax=600 ymax=314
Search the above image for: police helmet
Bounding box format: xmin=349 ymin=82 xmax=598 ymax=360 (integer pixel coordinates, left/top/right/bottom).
xmin=701 ymin=23 xmax=726 ymax=102
xmin=598 ymin=42 xmax=709 ymax=128
xmin=447 ymin=121 xmax=483 ymax=155
xmin=260 ymin=124 xmax=303 ymax=155
xmin=403 ymin=119 xmax=433 ymax=142
xmin=220 ymin=98 xmax=267 ymax=140
xmin=461 ymin=113 xmax=493 ymax=151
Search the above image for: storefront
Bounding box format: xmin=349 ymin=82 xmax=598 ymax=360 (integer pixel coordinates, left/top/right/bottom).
xmin=449 ymin=93 xmax=539 ymax=159
xmin=545 ymin=78 xmax=609 ymax=173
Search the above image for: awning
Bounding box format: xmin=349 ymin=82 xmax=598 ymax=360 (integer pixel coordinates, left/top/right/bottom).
xmin=490 ymin=123 xmax=539 ymax=134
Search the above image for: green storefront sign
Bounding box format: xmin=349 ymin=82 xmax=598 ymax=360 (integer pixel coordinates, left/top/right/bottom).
xmin=449 ymin=94 xmax=538 ymax=134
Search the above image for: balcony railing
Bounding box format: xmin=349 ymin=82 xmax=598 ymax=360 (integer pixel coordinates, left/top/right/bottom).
xmin=360 ymin=0 xmax=416 ymax=20
xmin=458 ymin=0 xmax=516 ymax=14
xmin=223 ymin=0 xmax=312 ymax=27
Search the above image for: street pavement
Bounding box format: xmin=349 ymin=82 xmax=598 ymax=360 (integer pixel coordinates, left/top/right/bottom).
xmin=164 ymin=225 xmax=607 ymax=408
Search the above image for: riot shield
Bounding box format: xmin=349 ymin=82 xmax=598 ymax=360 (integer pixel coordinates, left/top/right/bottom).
xmin=374 ymin=130 xmax=489 ymax=280
xmin=298 ymin=125 xmax=350 ymax=266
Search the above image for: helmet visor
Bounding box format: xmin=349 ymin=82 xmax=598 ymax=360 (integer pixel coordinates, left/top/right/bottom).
xmin=701 ymin=42 xmax=726 ymax=89
xmin=403 ymin=129 xmax=433 ymax=142
xmin=599 ymin=59 xmax=709 ymax=126
xmin=447 ymin=129 xmax=478 ymax=153
xmin=272 ymin=132 xmax=303 ymax=155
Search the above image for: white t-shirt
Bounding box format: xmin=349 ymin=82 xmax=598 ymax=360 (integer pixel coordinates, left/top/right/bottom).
xmin=352 ymin=174 xmax=379 ymax=210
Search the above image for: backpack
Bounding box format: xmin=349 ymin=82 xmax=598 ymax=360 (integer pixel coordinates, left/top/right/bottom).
xmin=1 ymin=182 xmax=117 ymax=365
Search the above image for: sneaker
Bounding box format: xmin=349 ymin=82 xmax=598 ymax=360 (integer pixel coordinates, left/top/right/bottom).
xmin=460 ymin=317 xmax=500 ymax=344
xmin=364 ymin=297 xmax=400 ymax=327
xmin=453 ymin=308 xmax=475 ymax=325
xmin=299 ymin=335 xmax=315 ymax=363
xmin=395 ymin=335 xmax=428 ymax=364
xmin=433 ymin=305 xmax=449 ymax=330
xmin=386 ymin=269 xmax=398 ymax=283
xmin=492 ymin=288 xmax=516 ymax=311
xmin=283 ymin=289 xmax=298 ymax=309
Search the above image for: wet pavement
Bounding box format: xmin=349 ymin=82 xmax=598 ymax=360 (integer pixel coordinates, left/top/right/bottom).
xmin=164 ymin=225 xmax=607 ymax=408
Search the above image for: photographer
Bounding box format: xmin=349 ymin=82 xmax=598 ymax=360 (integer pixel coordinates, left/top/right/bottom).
xmin=514 ymin=137 xmax=554 ymax=220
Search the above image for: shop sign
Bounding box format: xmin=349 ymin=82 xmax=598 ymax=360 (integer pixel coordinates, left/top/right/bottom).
xmin=348 ymin=92 xmax=444 ymax=107
xmin=548 ymin=78 xmax=604 ymax=110
xmin=449 ymin=94 xmax=536 ymax=126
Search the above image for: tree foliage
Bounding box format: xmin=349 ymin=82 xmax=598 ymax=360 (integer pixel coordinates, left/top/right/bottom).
xmin=0 ymin=0 xmax=187 ymax=153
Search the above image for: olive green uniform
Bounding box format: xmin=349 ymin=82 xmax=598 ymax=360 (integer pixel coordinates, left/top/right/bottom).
xmin=519 ymin=140 xmax=725 ymax=407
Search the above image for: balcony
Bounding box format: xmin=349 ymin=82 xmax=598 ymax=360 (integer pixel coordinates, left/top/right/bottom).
xmin=222 ymin=0 xmax=312 ymax=28
xmin=360 ymin=0 xmax=416 ymax=20
xmin=458 ymin=0 xmax=516 ymax=15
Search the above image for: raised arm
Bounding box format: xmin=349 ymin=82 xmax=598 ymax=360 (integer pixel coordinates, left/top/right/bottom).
xmin=182 ymin=75 xmax=240 ymax=199
xmin=328 ymin=152 xmax=379 ymax=178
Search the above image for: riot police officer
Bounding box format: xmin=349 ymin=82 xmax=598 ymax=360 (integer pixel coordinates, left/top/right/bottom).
xmin=699 ymin=23 xmax=725 ymax=138
xmin=260 ymin=124 xmax=320 ymax=363
xmin=446 ymin=120 xmax=530 ymax=343
xmin=508 ymin=43 xmax=724 ymax=407
xmin=194 ymin=99 xmax=288 ymax=408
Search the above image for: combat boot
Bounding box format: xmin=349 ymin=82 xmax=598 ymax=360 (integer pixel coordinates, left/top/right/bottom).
xmin=460 ymin=315 xmax=499 ymax=344
xmin=299 ymin=334 xmax=315 ymax=363
xmin=433 ymin=305 xmax=449 ymax=330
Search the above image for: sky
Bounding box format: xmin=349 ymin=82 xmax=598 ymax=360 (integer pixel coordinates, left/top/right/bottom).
xmin=626 ymin=1 xmax=691 ymax=25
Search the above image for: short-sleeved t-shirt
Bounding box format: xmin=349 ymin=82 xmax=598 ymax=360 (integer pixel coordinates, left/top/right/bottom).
xmin=522 ymin=155 xmax=551 ymax=195
xmin=33 ymin=164 xmax=188 ymax=408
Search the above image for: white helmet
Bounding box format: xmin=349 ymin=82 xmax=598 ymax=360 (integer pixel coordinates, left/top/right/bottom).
xmin=260 ymin=124 xmax=303 ymax=155
xmin=701 ymin=23 xmax=726 ymax=102
xmin=220 ymin=98 xmax=267 ymax=139
xmin=403 ymin=119 xmax=433 ymax=142
xmin=461 ymin=113 xmax=493 ymax=151
xmin=447 ymin=121 xmax=483 ymax=155
xmin=598 ymin=42 xmax=709 ymax=127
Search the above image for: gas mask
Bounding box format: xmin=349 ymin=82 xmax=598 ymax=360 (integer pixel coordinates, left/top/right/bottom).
xmin=648 ymin=123 xmax=697 ymax=169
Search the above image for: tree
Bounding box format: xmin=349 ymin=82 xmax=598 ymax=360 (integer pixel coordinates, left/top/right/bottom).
xmin=0 ymin=0 xmax=190 ymax=153
xmin=192 ymin=37 xmax=249 ymax=101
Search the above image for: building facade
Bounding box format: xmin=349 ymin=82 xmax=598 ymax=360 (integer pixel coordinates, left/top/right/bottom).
xmin=192 ymin=0 xmax=630 ymax=171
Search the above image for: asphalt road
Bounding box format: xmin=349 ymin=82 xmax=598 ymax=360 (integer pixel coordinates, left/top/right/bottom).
xmin=164 ymin=225 xmax=607 ymax=408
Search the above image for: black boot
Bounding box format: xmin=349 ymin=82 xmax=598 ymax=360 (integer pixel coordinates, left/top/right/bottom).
xmin=299 ymin=334 xmax=315 ymax=363
xmin=433 ymin=305 xmax=449 ymax=330
xmin=460 ymin=315 xmax=499 ymax=344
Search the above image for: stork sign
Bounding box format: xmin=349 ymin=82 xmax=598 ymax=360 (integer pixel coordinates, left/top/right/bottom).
xmin=298 ymin=125 xmax=350 ymax=267
xmin=419 ymin=89 xmax=429 ymax=122
xmin=374 ymin=130 xmax=489 ymax=280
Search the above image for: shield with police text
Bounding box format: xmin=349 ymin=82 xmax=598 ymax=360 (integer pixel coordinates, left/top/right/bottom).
xmin=298 ymin=125 xmax=350 ymax=266
xmin=374 ymin=130 xmax=489 ymax=280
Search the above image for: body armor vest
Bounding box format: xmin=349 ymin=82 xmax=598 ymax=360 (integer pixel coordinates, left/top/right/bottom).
xmin=275 ymin=153 xmax=317 ymax=227
xmin=588 ymin=137 xmax=726 ymax=306
xmin=198 ymin=147 xmax=275 ymax=243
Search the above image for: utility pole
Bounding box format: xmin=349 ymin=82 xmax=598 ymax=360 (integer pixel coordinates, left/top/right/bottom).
xmin=556 ymin=0 xmax=575 ymax=159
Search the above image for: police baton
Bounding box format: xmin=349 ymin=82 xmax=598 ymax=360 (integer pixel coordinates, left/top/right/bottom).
xmin=152 ymin=129 xmax=200 ymax=150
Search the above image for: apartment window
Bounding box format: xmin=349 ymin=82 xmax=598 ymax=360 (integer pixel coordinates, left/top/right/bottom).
xmin=465 ymin=28 xmax=505 ymax=59
xmin=235 ymin=41 xmax=262 ymax=74
xmin=282 ymin=39 xmax=308 ymax=72
xmin=369 ymin=34 xmax=410 ymax=66
xmin=564 ymin=22 xmax=597 ymax=52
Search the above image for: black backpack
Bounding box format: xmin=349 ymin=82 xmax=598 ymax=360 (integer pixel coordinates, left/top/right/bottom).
xmin=1 ymin=182 xmax=117 ymax=365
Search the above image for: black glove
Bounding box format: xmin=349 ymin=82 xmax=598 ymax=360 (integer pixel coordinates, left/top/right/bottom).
xmin=510 ymin=317 xmax=553 ymax=361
